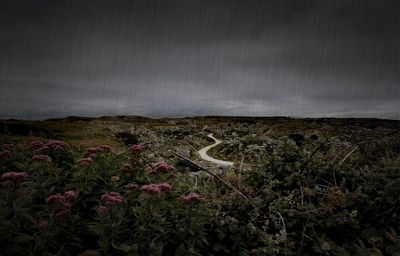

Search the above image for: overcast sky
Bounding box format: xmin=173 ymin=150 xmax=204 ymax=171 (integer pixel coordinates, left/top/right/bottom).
xmin=0 ymin=0 xmax=399 ymax=119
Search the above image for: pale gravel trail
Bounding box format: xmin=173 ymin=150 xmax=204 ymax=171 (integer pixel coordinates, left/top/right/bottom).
xmin=197 ymin=134 xmax=234 ymax=166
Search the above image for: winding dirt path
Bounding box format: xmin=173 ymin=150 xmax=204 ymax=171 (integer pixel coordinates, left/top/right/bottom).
xmin=197 ymin=134 xmax=234 ymax=166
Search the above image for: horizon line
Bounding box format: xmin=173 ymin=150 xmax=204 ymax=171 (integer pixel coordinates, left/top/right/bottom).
xmin=1 ymin=114 xmax=399 ymax=122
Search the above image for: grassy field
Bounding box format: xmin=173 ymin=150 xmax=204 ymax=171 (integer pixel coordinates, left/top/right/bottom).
xmin=0 ymin=116 xmax=399 ymax=255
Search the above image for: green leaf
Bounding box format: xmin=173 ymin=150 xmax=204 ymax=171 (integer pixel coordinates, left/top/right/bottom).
xmin=14 ymin=233 xmax=32 ymax=244
xmin=112 ymin=243 xmax=132 ymax=252
xmin=217 ymin=231 xmax=226 ymax=241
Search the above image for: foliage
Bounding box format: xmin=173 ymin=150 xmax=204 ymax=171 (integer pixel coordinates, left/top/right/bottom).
xmin=0 ymin=135 xmax=399 ymax=255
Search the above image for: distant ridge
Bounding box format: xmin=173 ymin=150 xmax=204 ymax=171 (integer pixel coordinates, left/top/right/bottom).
xmin=0 ymin=115 xmax=398 ymax=122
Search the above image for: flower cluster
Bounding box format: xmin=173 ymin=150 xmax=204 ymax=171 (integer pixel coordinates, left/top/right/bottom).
xmin=64 ymin=190 xmax=77 ymax=201
xmin=83 ymin=145 xmax=111 ymax=158
xmin=140 ymin=184 xmax=161 ymax=194
xmin=28 ymin=141 xmax=45 ymax=149
xmin=157 ymin=182 xmax=173 ymax=192
xmin=28 ymin=140 xmax=69 ymax=151
xmin=45 ymin=190 xmax=76 ymax=221
xmin=121 ymin=163 xmax=132 ymax=173
xmin=3 ymin=144 xmax=14 ymax=150
xmin=140 ymin=182 xmax=173 ymax=195
xmin=125 ymin=183 xmax=139 ymax=194
xmin=1 ymin=172 xmax=29 ymax=182
xmin=100 ymin=192 xmax=124 ymax=209
xmin=46 ymin=140 xmax=70 ymax=150
xmin=128 ymin=144 xmax=144 ymax=153
xmin=179 ymin=193 xmax=202 ymax=203
xmin=99 ymin=145 xmax=111 ymax=152
xmin=32 ymin=154 xmax=52 ymax=163
xmin=45 ymin=191 xmax=76 ymax=204
xmin=148 ymin=162 xmax=174 ymax=175
xmin=96 ymin=206 xmax=109 ymax=216
xmin=155 ymin=162 xmax=174 ymax=173
xmin=45 ymin=194 xmax=68 ymax=205
xmin=0 ymin=150 xmax=12 ymax=159
xmin=77 ymin=157 xmax=93 ymax=166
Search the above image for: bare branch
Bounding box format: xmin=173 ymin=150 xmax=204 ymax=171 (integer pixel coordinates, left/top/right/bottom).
xmin=338 ymin=146 xmax=358 ymax=166
xmin=171 ymin=150 xmax=249 ymax=201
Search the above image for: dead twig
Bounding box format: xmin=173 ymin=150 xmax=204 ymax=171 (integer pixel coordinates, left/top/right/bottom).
xmin=331 ymin=145 xmax=351 ymax=163
xmin=332 ymin=167 xmax=338 ymax=187
xmin=271 ymin=210 xmax=288 ymax=256
xmin=338 ymin=146 xmax=358 ymax=166
xmin=185 ymin=142 xmax=198 ymax=153
xmin=299 ymin=136 xmax=336 ymax=172
xmin=238 ymin=155 xmax=244 ymax=189
xmin=300 ymin=183 xmax=304 ymax=209
xmin=298 ymin=216 xmax=311 ymax=255
xmin=171 ymin=151 xmax=249 ymax=201
xmin=302 ymin=232 xmax=315 ymax=242
xmin=255 ymin=175 xmax=275 ymax=195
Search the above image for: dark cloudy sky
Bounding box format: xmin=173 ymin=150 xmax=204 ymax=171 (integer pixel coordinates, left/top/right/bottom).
xmin=0 ymin=0 xmax=399 ymax=119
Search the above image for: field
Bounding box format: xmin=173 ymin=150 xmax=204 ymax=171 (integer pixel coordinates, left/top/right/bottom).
xmin=0 ymin=116 xmax=399 ymax=255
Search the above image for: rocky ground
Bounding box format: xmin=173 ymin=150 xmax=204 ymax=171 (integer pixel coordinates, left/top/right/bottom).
xmin=1 ymin=116 xmax=398 ymax=173
xmin=1 ymin=116 xmax=399 ymax=255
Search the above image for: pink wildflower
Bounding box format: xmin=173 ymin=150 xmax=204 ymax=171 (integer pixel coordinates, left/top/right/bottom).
xmin=180 ymin=193 xmax=202 ymax=203
xmin=54 ymin=145 xmax=65 ymax=150
xmin=77 ymin=157 xmax=92 ymax=166
xmin=155 ymin=162 xmax=174 ymax=173
xmin=84 ymin=146 xmax=110 ymax=157
xmin=128 ymin=144 xmax=144 ymax=153
xmin=157 ymin=182 xmax=173 ymax=192
xmin=86 ymin=147 xmax=99 ymax=154
xmin=60 ymin=201 xmax=71 ymax=210
xmin=96 ymin=205 xmax=109 ymax=215
xmin=147 ymin=167 xmax=157 ymax=175
xmin=109 ymin=191 xmax=123 ymax=198
xmin=84 ymin=147 xmax=100 ymax=158
xmin=55 ymin=209 xmax=70 ymax=221
xmin=1 ymin=172 xmax=29 ymax=182
xmin=45 ymin=194 xmax=66 ymax=205
xmin=45 ymin=193 xmax=71 ymax=216
xmin=101 ymin=192 xmax=124 ymax=208
xmin=3 ymin=144 xmax=14 ymax=150
xmin=32 ymin=154 xmax=52 ymax=163
xmin=121 ymin=163 xmax=132 ymax=173
xmin=46 ymin=140 xmax=70 ymax=150
xmin=88 ymin=153 xmax=98 ymax=158
xmin=0 ymin=150 xmax=12 ymax=159
xmin=99 ymin=145 xmax=111 ymax=152
xmin=125 ymin=183 xmax=139 ymax=191
xmin=28 ymin=141 xmax=44 ymax=149
xmin=125 ymin=183 xmax=139 ymax=195
xmin=64 ymin=190 xmax=77 ymax=201
xmin=140 ymin=184 xmax=161 ymax=194
xmin=45 ymin=193 xmax=72 ymax=221
xmin=39 ymin=145 xmax=50 ymax=151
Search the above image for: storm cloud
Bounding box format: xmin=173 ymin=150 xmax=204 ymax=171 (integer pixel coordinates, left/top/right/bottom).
xmin=0 ymin=0 xmax=398 ymax=119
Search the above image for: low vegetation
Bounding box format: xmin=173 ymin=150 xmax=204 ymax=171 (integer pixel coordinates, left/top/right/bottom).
xmin=0 ymin=117 xmax=399 ymax=255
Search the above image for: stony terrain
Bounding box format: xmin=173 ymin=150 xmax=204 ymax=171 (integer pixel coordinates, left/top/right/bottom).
xmin=1 ymin=116 xmax=398 ymax=171
xmin=0 ymin=116 xmax=399 ymax=255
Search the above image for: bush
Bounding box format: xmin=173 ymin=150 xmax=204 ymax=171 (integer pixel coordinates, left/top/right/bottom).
xmin=0 ymin=138 xmax=399 ymax=255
